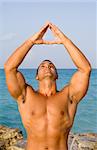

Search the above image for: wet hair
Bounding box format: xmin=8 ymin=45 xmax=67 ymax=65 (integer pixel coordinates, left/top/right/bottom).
xmin=36 ymin=59 xmax=58 ymax=77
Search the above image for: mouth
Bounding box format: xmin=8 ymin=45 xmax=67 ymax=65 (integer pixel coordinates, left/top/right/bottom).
xmin=44 ymin=71 xmax=53 ymax=77
xmin=45 ymin=71 xmax=52 ymax=74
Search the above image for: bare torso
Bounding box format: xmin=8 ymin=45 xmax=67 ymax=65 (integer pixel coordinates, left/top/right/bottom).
xmin=17 ymin=85 xmax=77 ymax=150
xmin=4 ymin=21 xmax=91 ymax=150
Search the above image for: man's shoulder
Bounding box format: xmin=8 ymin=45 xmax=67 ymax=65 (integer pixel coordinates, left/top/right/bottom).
xmin=60 ymin=84 xmax=69 ymax=93
xmin=55 ymin=85 xmax=69 ymax=98
xmin=26 ymin=84 xmax=35 ymax=92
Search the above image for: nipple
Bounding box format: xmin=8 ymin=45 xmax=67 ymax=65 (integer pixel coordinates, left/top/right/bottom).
xmin=70 ymin=100 xmax=73 ymax=104
xmin=60 ymin=110 xmax=64 ymax=116
xmin=32 ymin=111 xmax=35 ymax=115
xmin=22 ymin=99 xmax=25 ymax=103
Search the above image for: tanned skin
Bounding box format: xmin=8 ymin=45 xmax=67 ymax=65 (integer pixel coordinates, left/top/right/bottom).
xmin=4 ymin=22 xmax=91 ymax=150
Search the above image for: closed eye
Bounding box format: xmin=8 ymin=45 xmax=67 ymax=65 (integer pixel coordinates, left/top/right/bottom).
xmin=40 ymin=65 xmax=45 ymax=68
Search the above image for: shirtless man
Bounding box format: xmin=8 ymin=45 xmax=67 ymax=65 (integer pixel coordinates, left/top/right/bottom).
xmin=4 ymin=22 xmax=91 ymax=150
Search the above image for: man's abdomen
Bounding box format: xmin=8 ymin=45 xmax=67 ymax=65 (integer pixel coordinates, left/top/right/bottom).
xmin=26 ymin=134 xmax=68 ymax=150
xmin=24 ymin=114 xmax=70 ymax=150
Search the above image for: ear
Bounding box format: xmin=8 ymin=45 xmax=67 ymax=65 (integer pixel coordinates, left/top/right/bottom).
xmin=36 ymin=75 xmax=39 ymax=80
xmin=56 ymin=74 xmax=58 ymax=80
xmin=55 ymin=70 xmax=58 ymax=80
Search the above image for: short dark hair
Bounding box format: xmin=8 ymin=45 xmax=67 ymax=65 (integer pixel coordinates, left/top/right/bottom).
xmin=36 ymin=59 xmax=58 ymax=77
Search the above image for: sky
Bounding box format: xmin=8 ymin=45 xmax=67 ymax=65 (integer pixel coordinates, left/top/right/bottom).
xmin=0 ymin=0 xmax=96 ymax=69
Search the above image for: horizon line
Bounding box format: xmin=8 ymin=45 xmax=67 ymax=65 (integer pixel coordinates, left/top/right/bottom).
xmin=0 ymin=67 xmax=97 ymax=70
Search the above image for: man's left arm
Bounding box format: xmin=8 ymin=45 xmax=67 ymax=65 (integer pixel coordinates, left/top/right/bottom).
xmin=63 ymin=39 xmax=91 ymax=104
xmin=49 ymin=23 xmax=91 ymax=104
xmin=68 ymin=66 xmax=91 ymax=104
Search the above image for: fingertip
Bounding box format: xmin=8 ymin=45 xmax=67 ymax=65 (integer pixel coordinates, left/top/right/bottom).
xmin=46 ymin=20 xmax=50 ymax=24
xmin=45 ymin=21 xmax=50 ymax=26
xmin=49 ymin=22 xmax=53 ymax=27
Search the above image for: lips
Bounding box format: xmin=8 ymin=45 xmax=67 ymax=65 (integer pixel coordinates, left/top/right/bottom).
xmin=45 ymin=72 xmax=51 ymax=74
xmin=45 ymin=70 xmax=52 ymax=73
xmin=44 ymin=71 xmax=53 ymax=75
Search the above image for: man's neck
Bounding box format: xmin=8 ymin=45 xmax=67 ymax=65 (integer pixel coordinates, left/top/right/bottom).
xmin=38 ymin=79 xmax=57 ymax=97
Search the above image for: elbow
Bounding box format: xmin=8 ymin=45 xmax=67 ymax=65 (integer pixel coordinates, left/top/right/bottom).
xmin=4 ymin=64 xmax=16 ymax=72
xmin=87 ymin=61 xmax=92 ymax=71
xmin=80 ymin=61 xmax=92 ymax=74
xmin=4 ymin=63 xmax=7 ymax=68
xmin=4 ymin=63 xmax=8 ymax=70
xmin=88 ymin=65 xmax=92 ymax=72
xmin=4 ymin=63 xmax=12 ymax=72
xmin=4 ymin=63 xmax=9 ymax=71
xmin=85 ymin=63 xmax=92 ymax=74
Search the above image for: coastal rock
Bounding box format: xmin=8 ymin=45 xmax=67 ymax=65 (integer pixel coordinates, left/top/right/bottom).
xmin=10 ymin=140 xmax=27 ymax=150
xmin=68 ymin=132 xmax=97 ymax=150
xmin=0 ymin=141 xmax=6 ymax=149
xmin=0 ymin=125 xmax=97 ymax=150
xmin=7 ymin=146 xmax=24 ymax=150
xmin=0 ymin=125 xmax=23 ymax=150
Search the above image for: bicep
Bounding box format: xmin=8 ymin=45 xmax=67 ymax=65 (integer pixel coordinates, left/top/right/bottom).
xmin=5 ymin=69 xmax=26 ymax=99
xmin=69 ymin=70 xmax=91 ymax=103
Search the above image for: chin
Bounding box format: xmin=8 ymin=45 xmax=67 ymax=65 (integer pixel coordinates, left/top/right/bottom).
xmin=44 ymin=75 xmax=56 ymax=80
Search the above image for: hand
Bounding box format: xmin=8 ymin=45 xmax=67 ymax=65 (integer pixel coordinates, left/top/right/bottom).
xmin=33 ymin=22 xmax=63 ymax=44
xmin=49 ymin=22 xmax=66 ymax=44
xmin=29 ymin=22 xmax=49 ymax=44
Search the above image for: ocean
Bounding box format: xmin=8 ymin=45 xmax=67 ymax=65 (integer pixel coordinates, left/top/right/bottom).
xmin=0 ymin=69 xmax=97 ymax=139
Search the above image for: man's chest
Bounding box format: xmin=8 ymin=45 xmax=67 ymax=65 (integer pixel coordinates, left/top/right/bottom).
xmin=18 ymin=92 xmax=71 ymax=127
xmin=18 ymin=94 xmax=72 ymax=138
xmin=19 ymin=91 xmax=69 ymax=117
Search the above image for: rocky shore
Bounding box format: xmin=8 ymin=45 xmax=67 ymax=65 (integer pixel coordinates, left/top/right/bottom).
xmin=0 ymin=125 xmax=97 ymax=150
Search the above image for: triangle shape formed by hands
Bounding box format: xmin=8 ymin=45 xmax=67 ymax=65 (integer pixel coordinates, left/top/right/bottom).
xmin=34 ymin=23 xmax=62 ymax=44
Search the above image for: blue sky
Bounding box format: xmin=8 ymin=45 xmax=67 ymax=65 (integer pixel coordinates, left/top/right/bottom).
xmin=0 ymin=0 xmax=96 ymax=69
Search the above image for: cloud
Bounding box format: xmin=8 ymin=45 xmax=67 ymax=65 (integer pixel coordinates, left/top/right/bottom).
xmin=0 ymin=33 xmax=17 ymax=41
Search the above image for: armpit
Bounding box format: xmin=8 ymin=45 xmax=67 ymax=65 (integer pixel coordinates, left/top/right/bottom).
xmin=69 ymin=94 xmax=78 ymax=104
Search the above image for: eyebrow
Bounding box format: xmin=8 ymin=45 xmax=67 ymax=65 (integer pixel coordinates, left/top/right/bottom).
xmin=40 ymin=62 xmax=55 ymax=67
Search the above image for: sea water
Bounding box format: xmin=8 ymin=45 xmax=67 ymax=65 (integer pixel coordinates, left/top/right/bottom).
xmin=0 ymin=69 xmax=97 ymax=139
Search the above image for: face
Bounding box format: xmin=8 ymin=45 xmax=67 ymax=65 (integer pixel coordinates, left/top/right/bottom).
xmin=36 ymin=60 xmax=58 ymax=81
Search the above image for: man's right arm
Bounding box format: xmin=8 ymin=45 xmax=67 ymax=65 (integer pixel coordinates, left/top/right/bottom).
xmin=4 ymin=68 xmax=27 ymax=100
xmin=4 ymin=23 xmax=49 ymax=100
xmin=4 ymin=40 xmax=34 ymax=100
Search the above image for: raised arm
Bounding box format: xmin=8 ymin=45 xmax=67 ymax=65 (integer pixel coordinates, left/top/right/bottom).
xmin=4 ymin=23 xmax=49 ymax=100
xmin=49 ymin=22 xmax=91 ymax=104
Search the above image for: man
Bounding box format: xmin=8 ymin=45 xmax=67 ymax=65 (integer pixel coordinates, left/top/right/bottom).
xmin=4 ymin=22 xmax=91 ymax=150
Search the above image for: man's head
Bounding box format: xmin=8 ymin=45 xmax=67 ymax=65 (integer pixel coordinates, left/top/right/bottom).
xmin=36 ymin=60 xmax=58 ymax=81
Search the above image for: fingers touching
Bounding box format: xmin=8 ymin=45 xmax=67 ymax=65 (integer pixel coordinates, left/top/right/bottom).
xmin=49 ymin=22 xmax=64 ymax=41
xmin=31 ymin=21 xmax=64 ymax=44
xmin=36 ymin=22 xmax=49 ymax=40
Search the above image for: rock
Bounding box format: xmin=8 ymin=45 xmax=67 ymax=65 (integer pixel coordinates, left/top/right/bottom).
xmin=68 ymin=133 xmax=97 ymax=150
xmin=0 ymin=125 xmax=97 ymax=150
xmin=94 ymin=142 xmax=97 ymax=150
xmin=0 ymin=125 xmax=23 ymax=149
xmin=15 ymin=140 xmax=26 ymax=149
xmin=0 ymin=141 xmax=6 ymax=150
xmin=7 ymin=146 xmax=24 ymax=150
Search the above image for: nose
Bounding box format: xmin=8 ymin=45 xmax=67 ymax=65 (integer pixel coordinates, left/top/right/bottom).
xmin=46 ymin=65 xmax=51 ymax=69
xmin=45 ymin=65 xmax=51 ymax=71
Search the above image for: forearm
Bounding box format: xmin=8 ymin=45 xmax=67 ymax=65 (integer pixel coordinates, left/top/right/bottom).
xmin=4 ymin=39 xmax=34 ymax=70
xmin=63 ymin=36 xmax=91 ymax=72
